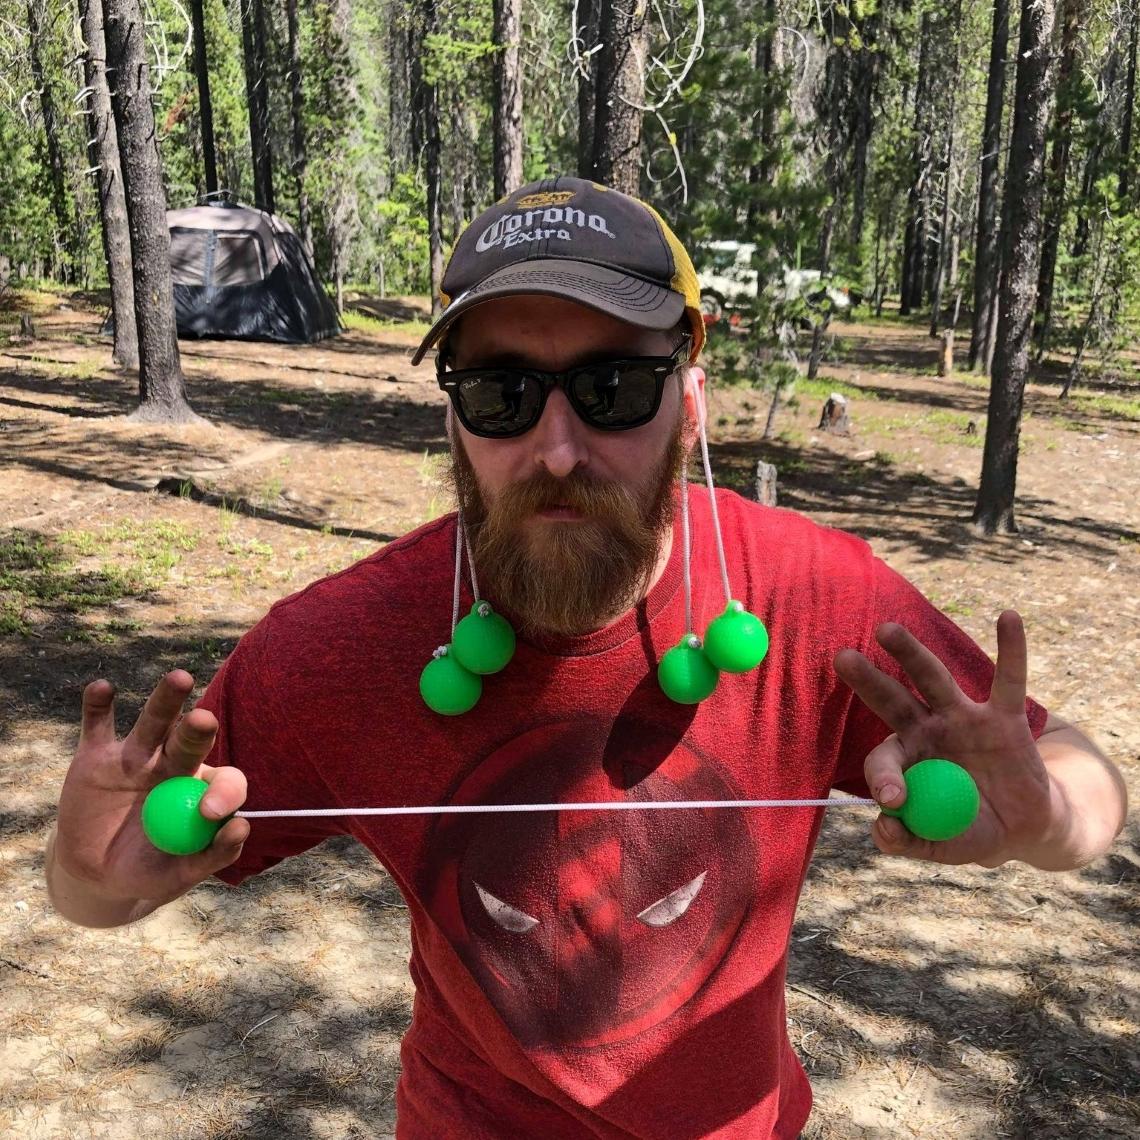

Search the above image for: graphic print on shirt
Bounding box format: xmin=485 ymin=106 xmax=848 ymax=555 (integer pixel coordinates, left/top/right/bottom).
xmin=421 ymin=716 xmax=757 ymax=1050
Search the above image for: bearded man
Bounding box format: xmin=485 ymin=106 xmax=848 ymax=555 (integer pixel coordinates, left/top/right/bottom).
xmin=47 ymin=177 xmax=1126 ymax=1139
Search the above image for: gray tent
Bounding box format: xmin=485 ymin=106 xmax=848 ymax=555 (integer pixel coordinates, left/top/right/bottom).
xmin=165 ymin=203 xmax=340 ymax=343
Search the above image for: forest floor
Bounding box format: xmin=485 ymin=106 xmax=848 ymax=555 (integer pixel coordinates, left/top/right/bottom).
xmin=0 ymin=289 xmax=1137 ymax=1140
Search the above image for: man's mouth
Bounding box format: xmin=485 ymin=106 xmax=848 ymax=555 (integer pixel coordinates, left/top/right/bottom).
xmin=535 ymin=505 xmax=585 ymax=521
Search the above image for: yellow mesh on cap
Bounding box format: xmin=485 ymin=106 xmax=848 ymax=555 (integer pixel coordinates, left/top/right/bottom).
xmin=635 ymin=196 xmax=706 ymax=360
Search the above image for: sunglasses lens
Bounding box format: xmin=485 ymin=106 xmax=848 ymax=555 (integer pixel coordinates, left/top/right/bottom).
xmin=571 ymin=364 xmax=661 ymax=428
xmin=457 ymin=373 xmax=542 ymax=436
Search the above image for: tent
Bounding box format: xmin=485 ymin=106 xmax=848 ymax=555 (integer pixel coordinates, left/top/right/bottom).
xmin=164 ymin=202 xmax=340 ymax=343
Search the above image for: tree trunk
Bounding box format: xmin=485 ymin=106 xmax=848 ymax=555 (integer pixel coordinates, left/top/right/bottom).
xmin=418 ymin=0 xmax=444 ymax=316
xmin=27 ymin=0 xmax=77 ymax=281
xmin=1033 ymin=0 xmax=1082 ymax=358
xmin=1120 ymin=2 xmax=1139 ymax=201
xmin=748 ymin=0 xmax=781 ymax=231
xmin=576 ymin=0 xmax=600 ymax=178
xmin=102 ymin=0 xmax=200 ymax=424
xmin=240 ymin=0 xmax=275 ymax=212
xmin=492 ymin=0 xmax=524 ymax=198
xmin=973 ymin=0 xmax=1055 ymax=535
xmin=930 ymin=10 xmax=960 ymax=338
xmin=188 ymin=0 xmax=218 ymax=196
xmin=590 ymin=0 xmax=649 ymax=192
xmin=969 ymin=0 xmax=1010 ymax=370
xmin=79 ymin=0 xmax=138 ymax=369
xmin=900 ymin=13 xmax=933 ymax=315
xmin=285 ymin=0 xmax=314 ymax=257
xmin=388 ymin=8 xmax=411 ymax=174
xmin=848 ymin=3 xmax=885 ymax=258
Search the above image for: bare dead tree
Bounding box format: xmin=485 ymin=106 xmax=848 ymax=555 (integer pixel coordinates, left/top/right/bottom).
xmin=102 ymin=0 xmax=201 ymax=424
xmin=973 ymin=0 xmax=1055 ymax=535
xmin=239 ymin=0 xmax=275 ymax=212
xmin=969 ymin=0 xmax=1010 ymax=371
xmin=286 ymin=0 xmax=314 ymax=257
xmin=78 ymin=0 xmax=138 ymax=368
xmin=492 ymin=0 xmax=524 ymax=198
xmin=188 ymin=0 xmax=217 ymax=196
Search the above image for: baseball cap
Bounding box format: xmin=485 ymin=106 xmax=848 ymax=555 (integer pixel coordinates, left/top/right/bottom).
xmin=411 ymin=175 xmax=706 ymax=365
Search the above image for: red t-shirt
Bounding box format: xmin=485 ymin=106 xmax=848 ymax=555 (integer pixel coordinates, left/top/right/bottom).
xmin=202 ymin=488 xmax=1047 ymax=1138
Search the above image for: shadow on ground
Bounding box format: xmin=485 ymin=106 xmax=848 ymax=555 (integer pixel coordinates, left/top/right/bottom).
xmin=708 ymin=436 xmax=1139 ymax=566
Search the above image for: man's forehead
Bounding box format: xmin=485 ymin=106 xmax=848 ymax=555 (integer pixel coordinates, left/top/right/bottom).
xmin=449 ymin=296 xmax=673 ymax=364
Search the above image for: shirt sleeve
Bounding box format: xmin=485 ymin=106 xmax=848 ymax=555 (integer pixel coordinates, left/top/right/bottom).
xmin=832 ymin=558 xmax=1049 ymax=795
xmin=197 ymin=616 xmax=347 ymax=885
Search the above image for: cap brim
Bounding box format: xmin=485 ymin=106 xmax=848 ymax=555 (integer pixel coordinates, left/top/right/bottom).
xmin=411 ymin=260 xmax=686 ymax=364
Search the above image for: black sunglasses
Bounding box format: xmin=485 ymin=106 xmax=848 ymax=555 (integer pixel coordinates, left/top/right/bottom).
xmin=437 ymin=338 xmax=691 ymax=439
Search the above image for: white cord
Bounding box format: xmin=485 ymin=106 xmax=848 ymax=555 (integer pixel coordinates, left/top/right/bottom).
xmin=462 ymin=518 xmax=481 ymax=603
xmin=680 ymin=459 xmax=693 ymax=636
xmin=237 ymin=797 xmax=876 ymax=819
xmin=692 ymin=377 xmax=733 ymax=604
xmin=450 ymin=509 xmax=463 ymax=637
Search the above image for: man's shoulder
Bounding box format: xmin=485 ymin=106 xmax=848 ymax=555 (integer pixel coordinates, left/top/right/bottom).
xmin=712 ymin=487 xmax=871 ymax=567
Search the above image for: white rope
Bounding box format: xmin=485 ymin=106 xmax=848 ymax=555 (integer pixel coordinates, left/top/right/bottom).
xmin=462 ymin=514 xmax=481 ymax=602
xmin=693 ymin=380 xmax=733 ymax=603
xmin=680 ymin=459 xmax=693 ymax=636
xmin=450 ymin=510 xmax=463 ymax=637
xmin=237 ymin=797 xmax=876 ymax=819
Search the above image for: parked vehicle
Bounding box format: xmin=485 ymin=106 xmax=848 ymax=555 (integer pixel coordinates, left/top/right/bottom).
xmin=695 ymin=240 xmax=860 ymax=323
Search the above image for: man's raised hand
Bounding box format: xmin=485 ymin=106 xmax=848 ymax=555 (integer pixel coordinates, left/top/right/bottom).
xmin=834 ymin=611 xmax=1055 ymax=868
xmin=48 ymin=671 xmax=249 ymax=926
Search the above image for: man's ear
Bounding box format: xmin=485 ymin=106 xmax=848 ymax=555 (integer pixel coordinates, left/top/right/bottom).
xmin=680 ymin=365 xmax=706 ymax=448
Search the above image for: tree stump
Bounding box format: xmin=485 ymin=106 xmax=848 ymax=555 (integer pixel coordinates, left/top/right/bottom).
xmin=817 ymin=392 xmax=850 ymax=433
xmin=755 ymin=461 xmax=778 ymax=506
xmin=938 ymin=328 xmax=955 ymax=376
xmin=19 ymin=314 xmax=36 ymax=340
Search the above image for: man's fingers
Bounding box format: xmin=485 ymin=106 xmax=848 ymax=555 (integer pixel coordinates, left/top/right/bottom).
xmin=197 ymin=763 xmax=247 ymax=820
xmin=79 ymin=680 xmax=117 ymax=748
xmin=180 ymin=816 xmax=251 ymax=883
xmin=123 ymin=671 xmax=196 ymax=764
xmin=871 ymin=813 xmax=938 ymax=862
xmin=875 ymin=623 xmax=966 ymax=712
xmin=834 ymin=647 xmax=927 ymax=736
xmin=862 ymin=734 xmax=910 ymax=809
xmin=153 ymin=707 xmax=219 ymax=780
xmin=990 ymin=609 xmax=1029 ymax=713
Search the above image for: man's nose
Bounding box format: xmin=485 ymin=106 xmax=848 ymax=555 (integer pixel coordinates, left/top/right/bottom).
xmin=531 ymin=388 xmax=589 ymax=478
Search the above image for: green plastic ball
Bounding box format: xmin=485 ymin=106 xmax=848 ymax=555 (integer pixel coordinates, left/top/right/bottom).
xmin=658 ymin=637 xmax=720 ymax=703
xmin=420 ymin=648 xmax=483 ymax=715
xmin=882 ymin=758 xmax=980 ymax=842
xmin=451 ymin=603 xmax=516 ymax=675
xmin=141 ymin=776 xmax=224 ymax=856
xmin=702 ymin=601 xmax=770 ymax=674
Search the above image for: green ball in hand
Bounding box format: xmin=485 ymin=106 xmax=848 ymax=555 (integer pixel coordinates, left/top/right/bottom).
xmin=658 ymin=637 xmax=720 ymax=704
xmin=882 ymin=758 xmax=980 ymax=842
xmin=420 ymin=648 xmax=482 ymax=715
xmin=141 ymin=776 xmax=224 ymax=856
xmin=451 ymin=603 xmax=516 ymax=675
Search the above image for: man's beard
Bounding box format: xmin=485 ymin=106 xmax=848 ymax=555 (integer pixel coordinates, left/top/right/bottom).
xmin=447 ymin=423 xmax=685 ymax=638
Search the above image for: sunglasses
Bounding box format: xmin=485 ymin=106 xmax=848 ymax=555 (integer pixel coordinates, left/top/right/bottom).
xmin=437 ymin=338 xmax=691 ymax=439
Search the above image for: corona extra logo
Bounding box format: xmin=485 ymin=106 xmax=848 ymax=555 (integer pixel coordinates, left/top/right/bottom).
xmin=513 ymin=190 xmax=576 ymax=209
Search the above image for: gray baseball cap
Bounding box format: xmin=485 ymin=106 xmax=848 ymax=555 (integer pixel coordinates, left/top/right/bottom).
xmin=411 ymin=175 xmax=705 ymax=364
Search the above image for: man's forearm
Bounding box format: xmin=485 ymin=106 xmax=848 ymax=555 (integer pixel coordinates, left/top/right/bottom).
xmin=1021 ymin=727 xmax=1128 ymax=871
xmin=45 ymin=832 xmax=162 ymax=928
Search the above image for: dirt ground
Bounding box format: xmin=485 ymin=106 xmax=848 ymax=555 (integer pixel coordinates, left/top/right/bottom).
xmin=0 ymin=294 xmax=1136 ymax=1140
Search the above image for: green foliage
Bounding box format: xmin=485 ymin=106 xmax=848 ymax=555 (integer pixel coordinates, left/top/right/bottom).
xmin=0 ymin=0 xmax=1137 ymax=360
xmin=374 ymin=173 xmax=431 ymax=294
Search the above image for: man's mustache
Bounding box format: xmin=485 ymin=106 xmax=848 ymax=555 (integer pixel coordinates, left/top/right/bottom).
xmin=491 ymin=471 xmax=637 ymax=520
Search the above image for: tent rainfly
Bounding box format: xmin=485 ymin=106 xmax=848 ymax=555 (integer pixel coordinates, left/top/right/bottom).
xmin=164 ymin=203 xmax=340 ymax=343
